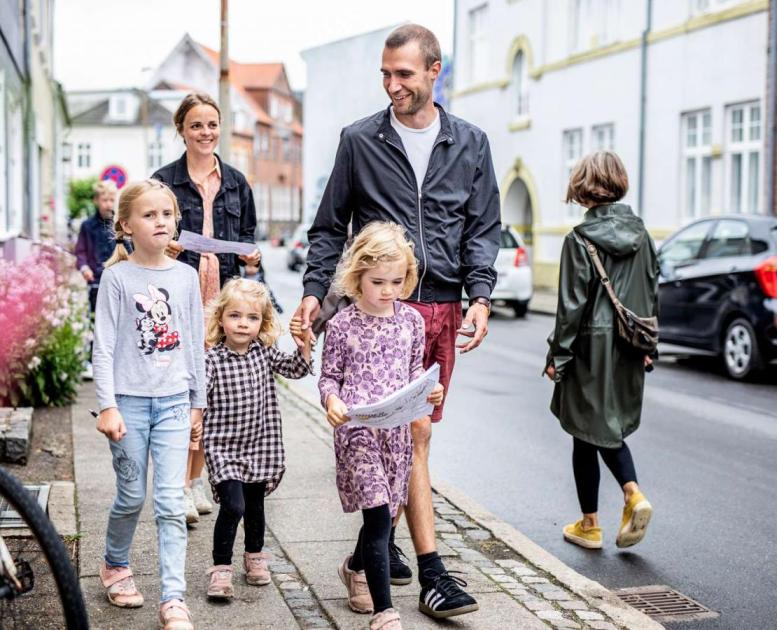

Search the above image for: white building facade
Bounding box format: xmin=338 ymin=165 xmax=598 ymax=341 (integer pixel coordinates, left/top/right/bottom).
xmin=451 ymin=0 xmax=769 ymax=287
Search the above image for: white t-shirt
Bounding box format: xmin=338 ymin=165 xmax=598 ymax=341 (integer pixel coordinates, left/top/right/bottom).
xmin=390 ymin=107 xmax=441 ymax=192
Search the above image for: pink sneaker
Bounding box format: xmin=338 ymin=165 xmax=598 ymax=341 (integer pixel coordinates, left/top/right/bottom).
xmin=158 ymin=599 xmax=193 ymax=630
xmin=206 ymin=565 xmax=234 ymax=599
xmin=99 ymin=561 xmax=144 ymax=608
xmin=371 ymin=608 xmax=403 ymax=629
xmin=338 ymin=554 xmax=373 ymax=614
xmin=243 ymin=551 xmax=271 ymax=586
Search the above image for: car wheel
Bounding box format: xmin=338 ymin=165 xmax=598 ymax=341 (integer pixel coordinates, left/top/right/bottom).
xmin=510 ymin=300 xmax=529 ymax=318
xmin=722 ymin=318 xmax=762 ymax=380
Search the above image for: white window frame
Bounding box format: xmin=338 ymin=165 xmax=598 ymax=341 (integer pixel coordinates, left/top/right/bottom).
xmin=562 ymin=128 xmax=583 ymax=219
xmin=591 ymin=123 xmax=614 ymax=151
xmin=467 ymin=3 xmax=489 ymax=84
xmin=147 ymin=140 xmax=164 ymax=171
xmin=77 ymin=142 xmax=91 ymax=169
xmin=7 ymin=91 xmax=23 ymax=237
xmin=512 ymin=52 xmax=529 ymax=117
xmin=725 ymin=101 xmax=762 ymax=214
xmin=691 ymin=0 xmax=740 ymax=17
xmin=680 ymin=109 xmax=712 ymax=219
xmin=0 ymin=68 xmax=7 ymax=239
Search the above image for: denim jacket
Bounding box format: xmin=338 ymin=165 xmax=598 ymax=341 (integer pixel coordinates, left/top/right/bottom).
xmin=152 ymin=152 xmax=257 ymax=287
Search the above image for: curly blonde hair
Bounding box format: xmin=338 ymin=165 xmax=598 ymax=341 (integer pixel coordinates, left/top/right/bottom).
xmin=205 ymin=278 xmax=281 ymax=347
xmin=332 ymin=221 xmax=418 ymax=300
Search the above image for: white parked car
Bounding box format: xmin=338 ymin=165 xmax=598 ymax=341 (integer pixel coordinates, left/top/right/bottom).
xmin=463 ymin=226 xmax=533 ymax=317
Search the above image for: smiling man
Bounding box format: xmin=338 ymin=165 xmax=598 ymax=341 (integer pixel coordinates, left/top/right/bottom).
xmin=294 ymin=24 xmax=500 ymax=620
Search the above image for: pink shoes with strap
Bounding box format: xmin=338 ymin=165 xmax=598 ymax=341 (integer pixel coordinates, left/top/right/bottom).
xmin=206 ymin=565 xmax=234 ymax=599
xmin=158 ymin=599 xmax=193 ymax=630
xmin=244 ymin=551 xmax=272 ymax=585
xmin=99 ymin=561 xmax=144 ymax=608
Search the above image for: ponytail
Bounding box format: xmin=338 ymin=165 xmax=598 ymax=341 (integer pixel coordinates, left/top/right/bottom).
xmin=104 ymin=239 xmax=130 ymax=268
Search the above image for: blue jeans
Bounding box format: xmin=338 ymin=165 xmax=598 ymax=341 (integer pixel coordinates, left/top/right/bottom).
xmin=104 ymin=392 xmax=190 ymax=603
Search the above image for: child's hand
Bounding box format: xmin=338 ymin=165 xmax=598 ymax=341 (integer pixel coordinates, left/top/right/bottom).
xmin=427 ymin=383 xmax=444 ymax=406
xmin=326 ymin=395 xmax=349 ymax=428
xmin=290 ymin=317 xmax=315 ymax=361
xmin=190 ymin=408 xmax=203 ymax=443
xmin=97 ymin=407 xmax=127 ymax=442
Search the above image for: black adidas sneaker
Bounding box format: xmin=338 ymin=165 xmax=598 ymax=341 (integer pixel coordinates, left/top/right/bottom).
xmin=389 ymin=540 xmax=413 ymax=585
xmin=418 ymin=570 xmax=479 ymax=619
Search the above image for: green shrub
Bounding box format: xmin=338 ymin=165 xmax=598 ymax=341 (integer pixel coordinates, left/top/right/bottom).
xmin=67 ymin=177 xmax=98 ymax=221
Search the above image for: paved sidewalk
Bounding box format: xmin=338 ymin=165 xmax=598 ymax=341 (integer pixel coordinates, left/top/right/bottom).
xmin=73 ymin=382 xmax=661 ymax=629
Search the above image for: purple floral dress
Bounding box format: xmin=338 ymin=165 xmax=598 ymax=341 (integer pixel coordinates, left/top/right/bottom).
xmin=319 ymin=302 xmax=425 ymax=516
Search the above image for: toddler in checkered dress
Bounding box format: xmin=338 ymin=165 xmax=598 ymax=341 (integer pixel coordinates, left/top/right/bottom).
xmin=202 ymin=278 xmax=312 ymax=599
xmin=301 ymin=222 xmax=443 ymax=629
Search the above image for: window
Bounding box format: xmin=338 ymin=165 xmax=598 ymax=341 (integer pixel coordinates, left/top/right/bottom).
xmin=0 ymin=68 xmax=6 ymax=237
xmin=704 ymin=219 xmax=751 ymax=259
xmin=570 ymin=0 xmax=620 ymax=52
xmin=468 ymin=4 xmax=488 ymax=83
xmin=592 ymin=123 xmax=614 ymax=150
xmin=77 ymin=143 xmax=91 ymax=169
xmin=726 ymin=102 xmax=761 ymax=214
xmin=659 ymin=220 xmax=713 ymax=266
xmin=147 ymin=141 xmax=164 ymax=170
xmin=692 ymin=0 xmax=740 ymax=16
xmin=681 ymin=110 xmax=712 ymax=218
xmin=562 ymin=128 xmax=583 ymax=218
xmin=600 ymin=0 xmax=621 ymax=45
xmin=7 ymin=91 xmax=23 ymax=236
xmin=512 ymin=52 xmax=529 ymax=117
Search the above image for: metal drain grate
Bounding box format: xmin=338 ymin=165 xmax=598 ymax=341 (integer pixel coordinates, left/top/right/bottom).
xmin=614 ymin=585 xmax=719 ymax=623
xmin=0 ymin=484 xmax=50 ymax=529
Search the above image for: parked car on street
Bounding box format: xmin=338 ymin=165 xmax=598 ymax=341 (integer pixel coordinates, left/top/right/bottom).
xmin=657 ymin=214 xmax=777 ymax=380
xmin=463 ymin=226 xmax=533 ymax=317
xmin=286 ymin=223 xmax=310 ymax=271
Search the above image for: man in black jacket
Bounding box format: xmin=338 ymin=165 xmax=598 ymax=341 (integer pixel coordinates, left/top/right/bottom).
xmin=294 ymin=24 xmax=500 ymax=619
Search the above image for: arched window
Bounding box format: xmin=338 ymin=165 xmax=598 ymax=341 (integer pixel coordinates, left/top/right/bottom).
xmin=512 ymin=52 xmax=528 ymax=117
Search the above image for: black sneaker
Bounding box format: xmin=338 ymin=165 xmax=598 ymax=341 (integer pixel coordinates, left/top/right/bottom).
xmin=418 ymin=570 xmax=479 ymax=619
xmin=389 ymin=540 xmax=413 ymax=585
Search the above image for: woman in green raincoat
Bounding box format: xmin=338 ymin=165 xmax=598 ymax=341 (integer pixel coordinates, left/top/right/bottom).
xmin=544 ymin=151 xmax=659 ymax=551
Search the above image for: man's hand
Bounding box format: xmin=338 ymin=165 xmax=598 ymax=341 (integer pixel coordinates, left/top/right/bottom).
xmin=427 ymin=383 xmax=444 ymax=406
xmin=166 ymin=240 xmax=184 ymax=259
xmin=326 ymin=394 xmax=349 ymax=428
xmin=544 ymin=364 xmax=556 ymax=381
xmin=292 ymin=296 xmax=321 ymax=349
xmin=97 ymin=407 xmax=127 ymax=442
xmin=190 ymin=408 xmax=203 ymax=443
xmin=289 ymin=316 xmax=314 ymax=362
xmin=239 ymin=249 xmax=261 ymax=267
xmin=644 ymin=355 xmax=653 ymax=369
xmin=456 ymin=303 xmax=489 ymax=353
xmin=80 ymin=266 xmax=95 ymax=283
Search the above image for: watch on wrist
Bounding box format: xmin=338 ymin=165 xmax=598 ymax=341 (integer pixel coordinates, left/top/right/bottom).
xmin=469 ymin=297 xmax=491 ymax=311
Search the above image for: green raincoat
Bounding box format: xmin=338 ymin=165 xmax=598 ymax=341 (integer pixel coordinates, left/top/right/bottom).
xmin=547 ymin=203 xmax=659 ymax=448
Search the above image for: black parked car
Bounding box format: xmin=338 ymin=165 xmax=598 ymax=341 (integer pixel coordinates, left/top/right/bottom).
xmin=657 ymin=214 xmax=777 ymax=380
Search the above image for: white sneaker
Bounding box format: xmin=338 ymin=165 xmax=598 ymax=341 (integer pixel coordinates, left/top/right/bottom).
xmin=183 ymin=487 xmax=199 ymax=525
xmin=191 ymin=478 xmax=213 ymax=514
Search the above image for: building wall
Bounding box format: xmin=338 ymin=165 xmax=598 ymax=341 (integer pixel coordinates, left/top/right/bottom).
xmin=451 ymin=0 xmax=768 ymax=287
xmin=301 ymin=25 xmax=397 ymax=221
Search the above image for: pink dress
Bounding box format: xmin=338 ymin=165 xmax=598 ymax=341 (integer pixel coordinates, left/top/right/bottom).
xmin=318 ymin=302 xmax=425 ymax=516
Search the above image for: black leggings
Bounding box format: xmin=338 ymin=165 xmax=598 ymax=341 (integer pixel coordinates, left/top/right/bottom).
xmin=572 ymin=438 xmax=637 ymax=514
xmin=348 ymin=504 xmax=392 ymax=614
xmin=212 ymin=480 xmax=267 ymax=566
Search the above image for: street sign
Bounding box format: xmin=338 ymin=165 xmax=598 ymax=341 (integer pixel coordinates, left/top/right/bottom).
xmin=100 ymin=165 xmax=128 ymax=189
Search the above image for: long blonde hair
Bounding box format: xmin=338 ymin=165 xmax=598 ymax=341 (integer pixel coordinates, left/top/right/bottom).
xmin=332 ymin=221 xmax=418 ymax=300
xmin=205 ymin=278 xmax=281 ymax=348
xmin=104 ymin=179 xmax=181 ymax=268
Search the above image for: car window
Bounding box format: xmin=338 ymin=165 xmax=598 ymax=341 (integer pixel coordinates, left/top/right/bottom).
xmin=500 ymin=229 xmax=518 ymax=249
xmin=660 ymin=221 xmax=713 ymax=265
xmin=703 ymin=220 xmax=750 ymax=259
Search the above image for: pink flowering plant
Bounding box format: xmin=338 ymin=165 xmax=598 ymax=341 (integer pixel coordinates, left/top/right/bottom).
xmin=0 ymin=245 xmax=90 ymax=406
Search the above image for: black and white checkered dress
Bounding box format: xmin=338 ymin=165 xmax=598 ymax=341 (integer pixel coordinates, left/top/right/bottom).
xmin=204 ymin=341 xmax=311 ymax=498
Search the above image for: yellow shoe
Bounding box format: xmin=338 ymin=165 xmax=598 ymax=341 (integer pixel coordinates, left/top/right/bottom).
xmin=616 ymin=491 xmax=653 ymax=548
xmin=562 ymin=520 xmax=602 ymax=549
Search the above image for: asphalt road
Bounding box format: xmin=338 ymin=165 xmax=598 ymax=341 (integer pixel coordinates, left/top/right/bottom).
xmin=261 ymin=243 xmax=777 ymax=630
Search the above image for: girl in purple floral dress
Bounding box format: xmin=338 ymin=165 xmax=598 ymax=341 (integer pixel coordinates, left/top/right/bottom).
xmin=316 ymin=222 xmax=443 ymax=630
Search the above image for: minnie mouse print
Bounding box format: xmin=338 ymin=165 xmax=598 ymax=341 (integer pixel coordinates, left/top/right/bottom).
xmin=134 ymin=284 xmax=181 ymax=365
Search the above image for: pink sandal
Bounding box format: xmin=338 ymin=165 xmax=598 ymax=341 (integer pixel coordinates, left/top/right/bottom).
xmin=99 ymin=561 xmax=144 ymax=608
xmin=158 ymin=599 xmax=193 ymax=630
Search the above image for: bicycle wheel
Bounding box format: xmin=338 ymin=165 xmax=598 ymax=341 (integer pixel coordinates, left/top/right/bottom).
xmin=0 ymin=466 xmax=89 ymax=629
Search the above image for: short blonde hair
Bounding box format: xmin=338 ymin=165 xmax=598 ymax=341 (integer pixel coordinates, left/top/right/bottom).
xmin=332 ymin=221 xmax=418 ymax=300
xmin=93 ymin=179 xmax=118 ymax=199
xmin=105 ymin=179 xmax=181 ymax=267
xmin=566 ymin=151 xmax=629 ymax=208
xmin=205 ymin=278 xmax=281 ymax=348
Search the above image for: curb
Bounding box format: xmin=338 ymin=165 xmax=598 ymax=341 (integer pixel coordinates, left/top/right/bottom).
xmin=279 ymin=379 xmax=663 ymax=630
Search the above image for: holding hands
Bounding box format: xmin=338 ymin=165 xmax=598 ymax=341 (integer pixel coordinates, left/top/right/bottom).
xmin=289 ymin=316 xmax=314 ymax=362
xmin=190 ymin=408 xmax=203 ymax=444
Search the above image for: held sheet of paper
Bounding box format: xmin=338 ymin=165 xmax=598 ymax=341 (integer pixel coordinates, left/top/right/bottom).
xmin=177 ymin=230 xmax=256 ymax=256
xmin=347 ymin=363 xmax=440 ymax=430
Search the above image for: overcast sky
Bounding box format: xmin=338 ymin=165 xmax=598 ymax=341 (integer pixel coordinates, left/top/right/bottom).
xmin=54 ymin=0 xmax=454 ymax=92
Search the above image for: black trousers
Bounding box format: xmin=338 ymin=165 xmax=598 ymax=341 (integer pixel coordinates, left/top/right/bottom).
xmin=212 ymin=480 xmax=266 ymax=566
xmin=572 ymin=437 xmax=637 ymax=514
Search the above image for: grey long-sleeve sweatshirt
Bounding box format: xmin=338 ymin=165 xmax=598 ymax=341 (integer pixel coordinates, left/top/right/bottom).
xmin=93 ymin=259 xmax=206 ymax=411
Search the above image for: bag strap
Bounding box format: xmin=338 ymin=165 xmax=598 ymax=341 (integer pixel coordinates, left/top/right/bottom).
xmin=581 ymin=237 xmax=624 ymax=311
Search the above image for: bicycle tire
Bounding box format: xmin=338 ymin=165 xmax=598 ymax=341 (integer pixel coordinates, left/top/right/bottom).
xmin=0 ymin=466 xmax=89 ymax=629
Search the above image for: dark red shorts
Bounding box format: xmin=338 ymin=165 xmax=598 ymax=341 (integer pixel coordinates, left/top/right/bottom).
xmin=403 ymin=301 xmax=462 ymax=423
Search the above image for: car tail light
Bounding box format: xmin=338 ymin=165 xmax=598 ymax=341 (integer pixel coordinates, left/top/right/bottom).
xmin=754 ymin=256 xmax=777 ymax=298
xmin=513 ymin=247 xmax=529 ymax=267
